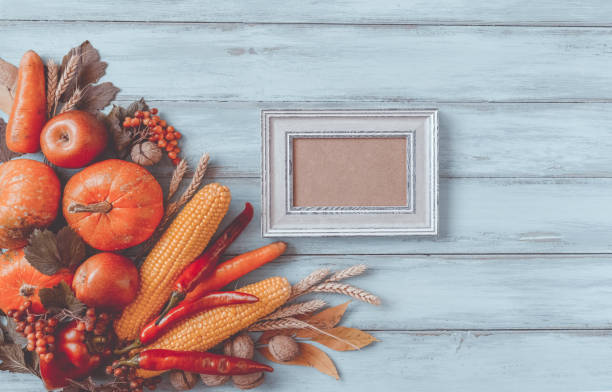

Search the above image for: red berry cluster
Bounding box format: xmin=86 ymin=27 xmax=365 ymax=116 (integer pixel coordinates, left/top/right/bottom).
xmin=105 ymin=363 xmax=162 ymax=392
xmin=80 ymin=308 xmax=113 ymax=356
xmin=7 ymin=301 xmax=58 ymax=363
xmin=122 ymin=108 xmax=183 ymax=165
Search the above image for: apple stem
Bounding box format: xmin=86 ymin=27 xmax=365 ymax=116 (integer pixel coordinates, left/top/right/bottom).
xmin=68 ymin=201 xmax=112 ymax=214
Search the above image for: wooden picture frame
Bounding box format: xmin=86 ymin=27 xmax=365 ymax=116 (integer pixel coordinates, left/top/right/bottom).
xmin=261 ymin=109 xmax=438 ymax=237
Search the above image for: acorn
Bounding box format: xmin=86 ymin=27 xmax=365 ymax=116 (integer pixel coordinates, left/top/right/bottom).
xmin=200 ymin=374 xmax=230 ymax=387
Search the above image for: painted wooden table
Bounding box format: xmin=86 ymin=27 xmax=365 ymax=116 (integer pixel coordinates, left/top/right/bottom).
xmin=2 ymin=1 xmax=612 ymax=391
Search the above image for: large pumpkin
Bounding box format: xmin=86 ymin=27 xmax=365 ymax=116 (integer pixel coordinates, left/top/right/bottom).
xmin=0 ymin=248 xmax=73 ymax=313
xmin=63 ymin=159 xmax=164 ymax=251
xmin=0 ymin=158 xmax=61 ymax=249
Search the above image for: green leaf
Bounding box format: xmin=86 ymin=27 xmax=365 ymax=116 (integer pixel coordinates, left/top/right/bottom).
xmin=39 ymin=282 xmax=86 ymax=316
xmin=24 ymin=229 xmax=62 ymax=275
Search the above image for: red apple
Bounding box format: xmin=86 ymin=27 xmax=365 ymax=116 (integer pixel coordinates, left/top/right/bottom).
xmin=72 ymin=252 xmax=139 ymax=311
xmin=40 ymin=110 xmax=108 ymax=168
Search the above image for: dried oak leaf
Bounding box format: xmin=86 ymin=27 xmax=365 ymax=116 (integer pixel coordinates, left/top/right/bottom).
xmin=38 ymin=281 xmax=86 ymax=316
xmin=24 ymin=229 xmax=62 ymax=275
xmin=78 ymin=82 xmax=119 ymax=114
xmin=0 ymin=343 xmax=37 ymax=376
xmin=259 ymin=342 xmax=339 ymax=380
xmin=295 ymin=326 xmax=379 ymax=351
xmin=60 ymin=41 xmax=108 ymax=101
xmin=0 ymin=118 xmax=20 ymax=163
xmin=56 ymin=227 xmax=86 ymax=270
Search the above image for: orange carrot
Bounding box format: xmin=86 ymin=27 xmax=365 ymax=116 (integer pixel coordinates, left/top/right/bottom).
xmin=6 ymin=50 xmax=46 ymax=153
xmin=184 ymin=242 xmax=287 ymax=302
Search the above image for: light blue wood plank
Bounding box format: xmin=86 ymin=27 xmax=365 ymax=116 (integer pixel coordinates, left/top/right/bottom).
xmin=179 ymin=177 xmax=612 ymax=255
xmin=84 ymin=100 xmax=612 ymax=179
xmin=206 ymin=254 xmax=612 ymax=330
xmin=3 ymin=1 xmax=612 ymax=25
xmin=4 ymin=331 xmax=612 ymax=392
xmin=2 ymin=22 xmax=612 ymax=102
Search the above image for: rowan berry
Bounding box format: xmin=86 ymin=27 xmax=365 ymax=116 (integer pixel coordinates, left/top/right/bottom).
xmin=165 ymin=133 xmax=175 ymax=140
xmin=157 ymin=140 xmax=167 ymax=148
xmin=168 ymin=152 xmax=177 ymax=160
xmin=151 ymin=108 xmax=158 ymax=115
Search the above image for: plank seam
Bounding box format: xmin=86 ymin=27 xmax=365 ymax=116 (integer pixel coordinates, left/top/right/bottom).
xmin=3 ymin=19 xmax=612 ymax=28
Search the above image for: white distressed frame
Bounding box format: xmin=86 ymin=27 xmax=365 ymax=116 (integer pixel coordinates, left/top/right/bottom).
xmin=262 ymin=109 xmax=438 ymax=237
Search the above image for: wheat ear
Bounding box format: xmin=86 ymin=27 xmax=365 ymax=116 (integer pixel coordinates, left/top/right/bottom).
xmin=45 ymin=59 xmax=58 ymax=117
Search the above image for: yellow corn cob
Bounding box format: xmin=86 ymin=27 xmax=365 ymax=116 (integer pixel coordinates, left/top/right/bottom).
xmin=114 ymin=183 xmax=231 ymax=341
xmin=137 ymin=276 xmax=291 ymax=378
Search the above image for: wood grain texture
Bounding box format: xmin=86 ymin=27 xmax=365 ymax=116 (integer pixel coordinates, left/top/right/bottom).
xmin=181 ymin=177 xmax=612 ymax=255
xmin=1 ymin=1 xmax=611 ymax=391
xmin=3 ymin=0 xmax=612 ymax=26
xmin=2 ymin=22 xmax=612 ymax=102
xmin=6 ymin=331 xmax=612 ymax=392
xmin=99 ymin=101 xmax=612 ymax=179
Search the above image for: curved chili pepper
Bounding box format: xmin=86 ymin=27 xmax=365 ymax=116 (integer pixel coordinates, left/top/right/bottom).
xmin=114 ymin=349 xmax=273 ymax=375
xmin=158 ymin=202 xmax=254 ymax=319
xmin=114 ymin=291 xmax=258 ymax=355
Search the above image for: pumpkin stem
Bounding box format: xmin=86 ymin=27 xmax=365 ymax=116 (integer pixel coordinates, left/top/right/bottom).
xmin=19 ymin=284 xmax=36 ymax=297
xmin=68 ymin=201 xmax=112 ymax=214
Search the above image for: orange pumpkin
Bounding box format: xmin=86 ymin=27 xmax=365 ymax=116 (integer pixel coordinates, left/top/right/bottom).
xmin=0 ymin=248 xmax=73 ymax=313
xmin=0 ymin=158 xmax=61 ymax=249
xmin=62 ymin=159 xmax=164 ymax=251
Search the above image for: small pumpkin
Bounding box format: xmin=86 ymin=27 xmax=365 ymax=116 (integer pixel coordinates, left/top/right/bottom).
xmin=63 ymin=159 xmax=164 ymax=251
xmin=0 ymin=248 xmax=73 ymax=313
xmin=0 ymin=158 xmax=61 ymax=249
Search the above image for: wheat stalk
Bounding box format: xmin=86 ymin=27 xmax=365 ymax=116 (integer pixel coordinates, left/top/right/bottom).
xmin=249 ymin=317 xmax=359 ymax=350
xmin=290 ymin=268 xmax=330 ymax=299
xmin=59 ymin=87 xmax=83 ymax=114
xmin=327 ymin=264 xmax=367 ymax=282
xmin=310 ymin=282 xmax=381 ymax=306
xmin=167 ymin=159 xmax=188 ymax=201
xmin=264 ymin=299 xmax=326 ymax=320
xmin=53 ymin=51 xmax=80 ymax=114
xmin=45 ymin=59 xmax=58 ymax=117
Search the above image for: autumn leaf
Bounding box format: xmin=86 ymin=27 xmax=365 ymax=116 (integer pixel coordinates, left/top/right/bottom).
xmin=259 ymin=342 xmax=339 ymax=380
xmin=4 ymin=317 xmax=27 ymax=347
xmin=24 ymin=229 xmax=62 ymax=275
xmin=56 ymin=227 xmax=86 ymax=270
xmin=25 ymin=227 xmax=86 ymax=275
xmin=78 ymin=82 xmax=119 ymax=114
xmin=0 ymin=344 xmax=37 ymax=375
xmin=0 ymin=118 xmax=20 ymax=163
xmin=303 ymin=301 xmax=350 ymax=329
xmin=296 ymin=326 xmax=379 ymax=351
xmin=39 ymin=281 xmax=86 ymax=316
xmin=60 ymin=41 xmax=107 ymax=101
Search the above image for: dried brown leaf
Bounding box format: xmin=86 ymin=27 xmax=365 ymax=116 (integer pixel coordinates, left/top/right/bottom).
xmin=0 ymin=118 xmax=21 ymax=163
xmin=303 ymin=301 xmax=350 ymax=329
xmin=60 ymin=41 xmax=107 ymax=100
xmin=104 ymin=104 xmax=131 ymax=154
xmin=56 ymin=227 xmax=86 ymax=270
xmin=259 ymin=342 xmax=339 ymax=380
xmin=4 ymin=317 xmax=27 ymax=347
xmin=0 ymin=344 xmax=35 ymax=375
xmin=24 ymin=229 xmax=62 ymax=275
xmin=126 ymin=98 xmax=149 ymax=116
xmin=296 ymin=326 xmax=379 ymax=351
xmin=0 ymin=57 xmax=17 ymax=114
xmin=38 ymin=281 xmax=86 ymax=316
xmin=78 ymin=82 xmax=119 ymax=113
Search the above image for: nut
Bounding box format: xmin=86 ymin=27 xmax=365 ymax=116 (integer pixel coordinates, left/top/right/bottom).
xmin=169 ymin=370 xmax=198 ymax=390
xmin=200 ymin=374 xmax=230 ymax=387
xmin=225 ymin=334 xmax=254 ymax=359
xmin=233 ymin=372 xmax=265 ymax=390
xmin=131 ymin=141 xmax=162 ymax=166
xmin=268 ymin=335 xmax=300 ymax=362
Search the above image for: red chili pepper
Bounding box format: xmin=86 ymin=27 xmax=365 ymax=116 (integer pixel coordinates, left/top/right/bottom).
xmin=115 ymin=349 xmax=273 ymax=375
xmin=158 ymin=202 xmax=253 ymax=319
xmin=114 ymin=291 xmax=258 ymax=354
